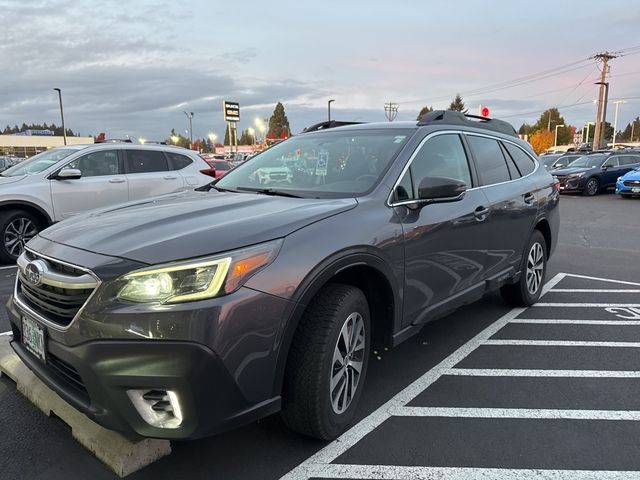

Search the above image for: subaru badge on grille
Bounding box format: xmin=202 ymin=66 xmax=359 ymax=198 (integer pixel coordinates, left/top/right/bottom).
xmin=24 ymin=261 xmax=45 ymax=286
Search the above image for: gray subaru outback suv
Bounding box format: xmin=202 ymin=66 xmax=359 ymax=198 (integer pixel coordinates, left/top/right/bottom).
xmin=8 ymin=111 xmax=559 ymax=440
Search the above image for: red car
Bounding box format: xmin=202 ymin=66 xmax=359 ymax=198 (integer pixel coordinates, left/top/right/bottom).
xmin=201 ymin=159 xmax=232 ymax=179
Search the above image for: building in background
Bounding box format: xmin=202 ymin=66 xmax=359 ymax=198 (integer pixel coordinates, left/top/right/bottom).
xmin=0 ymin=134 xmax=94 ymax=158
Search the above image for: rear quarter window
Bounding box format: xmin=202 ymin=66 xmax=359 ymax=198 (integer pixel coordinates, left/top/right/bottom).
xmin=166 ymin=152 xmax=193 ymax=170
xmin=503 ymin=143 xmax=536 ymax=176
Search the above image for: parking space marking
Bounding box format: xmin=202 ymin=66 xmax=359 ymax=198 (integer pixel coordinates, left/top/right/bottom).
xmin=298 ymin=464 xmax=640 ymax=480
xmin=0 ymin=265 xmax=17 ymax=270
xmin=510 ymin=319 xmax=640 ymax=325
xmin=550 ymin=289 xmax=640 ymax=293
xmin=445 ymin=368 xmax=640 ymax=378
xmin=484 ymin=339 xmax=640 ymax=348
xmin=389 ymin=406 xmax=640 ymax=420
xmin=280 ymin=274 xmax=566 ymax=480
xmin=533 ymin=303 xmax=640 ymax=308
xmin=558 ymin=274 xmax=640 ymax=287
xmin=0 ymin=331 xmax=12 ymax=336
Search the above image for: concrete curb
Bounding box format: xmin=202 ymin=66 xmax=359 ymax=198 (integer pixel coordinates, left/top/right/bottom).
xmin=0 ymin=335 xmax=171 ymax=477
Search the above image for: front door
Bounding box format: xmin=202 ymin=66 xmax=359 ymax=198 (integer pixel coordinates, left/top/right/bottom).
xmin=393 ymin=132 xmax=491 ymax=327
xmin=50 ymin=149 xmax=128 ymax=220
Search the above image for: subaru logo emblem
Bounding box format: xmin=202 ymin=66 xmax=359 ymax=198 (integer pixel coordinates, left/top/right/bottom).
xmin=24 ymin=261 xmax=45 ymax=287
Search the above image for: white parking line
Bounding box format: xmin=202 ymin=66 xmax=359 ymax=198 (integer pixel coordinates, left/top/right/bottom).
xmin=550 ymin=289 xmax=640 ymax=293
xmin=560 ymin=273 xmax=640 ymax=287
xmin=390 ymin=406 xmax=640 ymax=421
xmin=445 ymin=369 xmax=640 ymax=378
xmin=0 ymin=265 xmax=17 ymax=270
xmin=279 ymin=273 xmax=567 ymax=480
xmin=534 ymin=303 xmax=640 ymax=308
xmin=510 ymin=319 xmax=640 ymax=325
xmin=484 ymin=339 xmax=640 ymax=348
xmin=0 ymin=331 xmax=12 ymax=336
xmin=300 ymin=464 xmax=640 ymax=480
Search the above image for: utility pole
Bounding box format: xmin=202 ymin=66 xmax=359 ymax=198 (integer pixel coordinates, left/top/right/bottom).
xmin=592 ymin=52 xmax=617 ymax=149
xmin=384 ymin=102 xmax=399 ymax=122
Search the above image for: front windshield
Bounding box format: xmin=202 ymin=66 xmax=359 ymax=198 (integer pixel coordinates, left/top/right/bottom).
xmin=216 ymin=129 xmax=413 ymax=197
xmin=2 ymin=148 xmax=76 ymax=177
xmin=567 ymin=154 xmax=605 ymax=168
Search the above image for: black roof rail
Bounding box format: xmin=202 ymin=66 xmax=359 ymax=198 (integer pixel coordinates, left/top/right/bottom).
xmin=417 ymin=110 xmax=517 ymax=137
xmin=95 ymin=138 xmax=133 ymax=143
xmin=302 ymin=120 xmax=364 ymax=133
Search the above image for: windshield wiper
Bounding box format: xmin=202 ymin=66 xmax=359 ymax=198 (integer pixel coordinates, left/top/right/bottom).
xmin=236 ymin=187 xmax=303 ymax=198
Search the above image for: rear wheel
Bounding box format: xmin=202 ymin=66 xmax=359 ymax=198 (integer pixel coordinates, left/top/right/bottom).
xmin=501 ymin=230 xmax=547 ymax=307
xmin=281 ymin=284 xmax=370 ymax=440
xmin=584 ymin=177 xmax=600 ymax=196
xmin=0 ymin=210 xmax=40 ymax=262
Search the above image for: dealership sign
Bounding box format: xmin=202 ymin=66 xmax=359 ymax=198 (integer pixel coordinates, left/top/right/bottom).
xmin=223 ymin=101 xmax=240 ymax=122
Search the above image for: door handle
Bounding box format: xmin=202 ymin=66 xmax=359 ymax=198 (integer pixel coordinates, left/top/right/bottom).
xmin=163 ymin=176 xmax=178 ymax=180
xmin=108 ymin=178 xmax=125 ymax=183
xmin=524 ymin=193 xmax=535 ymax=205
xmin=474 ymin=206 xmax=489 ymax=221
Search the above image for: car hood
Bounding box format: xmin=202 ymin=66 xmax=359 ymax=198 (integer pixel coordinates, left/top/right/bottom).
xmin=39 ymin=191 xmax=357 ymax=264
xmin=0 ymin=175 xmax=27 ymax=186
xmin=621 ymin=169 xmax=640 ymax=180
xmin=550 ymin=166 xmax=594 ymax=175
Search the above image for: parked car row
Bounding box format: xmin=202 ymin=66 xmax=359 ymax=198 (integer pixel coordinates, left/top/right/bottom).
xmin=545 ymin=149 xmax=640 ymax=197
xmin=0 ymin=143 xmax=213 ymax=261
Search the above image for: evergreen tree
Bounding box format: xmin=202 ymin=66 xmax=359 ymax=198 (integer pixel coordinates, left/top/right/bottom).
xmin=416 ymin=105 xmax=433 ymax=121
xmin=267 ymin=102 xmax=291 ymax=138
xmin=166 ymin=128 xmax=190 ymax=148
xmin=518 ymin=123 xmax=533 ymax=136
xmin=224 ymin=126 xmax=231 ymax=145
xmin=449 ymin=94 xmax=468 ymax=114
xmin=532 ymin=108 xmax=574 ymax=145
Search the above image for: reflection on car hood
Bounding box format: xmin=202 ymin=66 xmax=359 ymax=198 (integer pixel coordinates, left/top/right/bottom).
xmin=621 ymin=169 xmax=640 ymax=180
xmin=549 ymin=166 xmax=593 ymax=175
xmin=39 ymin=191 xmax=357 ymax=264
xmin=0 ymin=175 xmax=27 ymax=186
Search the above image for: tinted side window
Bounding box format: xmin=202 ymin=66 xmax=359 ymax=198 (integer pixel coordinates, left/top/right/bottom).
xmin=467 ymin=135 xmax=511 ymax=185
xmin=63 ymin=150 xmax=120 ymax=177
xmin=166 ymin=152 xmax=193 ymax=170
xmin=604 ymin=156 xmax=620 ymax=167
xmin=504 ymin=142 xmax=535 ymax=176
xmin=126 ymin=150 xmax=169 ymax=173
xmin=499 ymin=143 xmax=520 ymax=179
xmin=407 ymin=134 xmax=472 ymax=196
xmin=619 ymin=155 xmax=638 ymax=166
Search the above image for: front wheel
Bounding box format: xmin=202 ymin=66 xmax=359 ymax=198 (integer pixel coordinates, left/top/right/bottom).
xmin=584 ymin=178 xmax=600 ymax=196
xmin=282 ymin=284 xmax=371 ymax=440
xmin=501 ymin=230 xmax=547 ymax=307
xmin=0 ymin=210 xmax=40 ymax=262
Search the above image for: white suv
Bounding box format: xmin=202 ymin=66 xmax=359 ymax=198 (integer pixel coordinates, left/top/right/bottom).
xmin=0 ymin=143 xmax=213 ymax=261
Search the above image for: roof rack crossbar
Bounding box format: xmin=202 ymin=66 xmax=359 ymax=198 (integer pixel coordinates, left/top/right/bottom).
xmin=417 ymin=110 xmax=517 ymax=137
xmin=301 ymin=120 xmax=364 ymax=133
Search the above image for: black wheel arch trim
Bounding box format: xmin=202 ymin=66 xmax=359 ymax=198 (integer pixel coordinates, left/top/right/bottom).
xmin=0 ymin=200 xmax=53 ymax=225
xmin=272 ymin=246 xmax=401 ymax=396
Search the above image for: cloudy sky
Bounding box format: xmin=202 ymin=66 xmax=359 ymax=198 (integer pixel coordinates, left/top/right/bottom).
xmin=1 ymin=0 xmax=639 ymax=141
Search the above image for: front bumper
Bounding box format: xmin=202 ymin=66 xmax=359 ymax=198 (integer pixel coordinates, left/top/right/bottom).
xmin=556 ymin=175 xmax=586 ymax=192
xmin=616 ymin=180 xmax=640 ymax=195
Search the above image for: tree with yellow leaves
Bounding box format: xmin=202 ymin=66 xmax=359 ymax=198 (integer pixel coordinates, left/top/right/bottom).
xmin=529 ymin=130 xmax=554 ymax=155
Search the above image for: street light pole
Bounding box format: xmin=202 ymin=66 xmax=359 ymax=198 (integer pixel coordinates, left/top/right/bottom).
xmin=611 ymin=100 xmax=626 ymax=148
xmin=53 ymin=88 xmax=66 ymax=145
xmin=183 ymin=111 xmax=194 ymax=147
xmin=585 ymin=122 xmax=594 ymax=146
xmin=328 ymin=99 xmax=335 ymax=122
xmin=554 ymin=124 xmax=565 ymax=148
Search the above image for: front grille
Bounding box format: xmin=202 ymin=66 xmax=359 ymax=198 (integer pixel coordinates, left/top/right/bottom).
xmin=18 ymin=280 xmax=94 ymax=325
xmin=17 ymin=250 xmax=98 ymax=328
xmin=47 ymin=352 xmax=89 ymax=399
xmin=623 ymin=180 xmax=640 ymax=187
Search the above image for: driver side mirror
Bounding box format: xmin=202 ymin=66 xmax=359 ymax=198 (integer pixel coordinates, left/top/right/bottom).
xmin=54 ymin=169 xmax=82 ymax=180
xmin=418 ymin=176 xmax=466 ymax=202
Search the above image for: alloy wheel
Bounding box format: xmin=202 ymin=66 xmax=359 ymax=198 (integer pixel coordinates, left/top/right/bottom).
xmin=4 ymin=217 xmax=37 ymax=258
xmin=330 ymin=312 xmax=366 ymax=415
xmin=526 ymin=242 xmax=544 ymax=295
xmin=586 ymin=179 xmax=599 ymax=196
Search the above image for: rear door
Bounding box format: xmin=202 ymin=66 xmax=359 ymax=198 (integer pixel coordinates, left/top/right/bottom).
xmin=124 ymin=149 xmax=183 ymax=201
xmin=50 ymin=149 xmax=128 ymax=219
xmin=394 ymin=132 xmax=491 ymax=327
xmin=465 ymin=134 xmax=539 ymax=277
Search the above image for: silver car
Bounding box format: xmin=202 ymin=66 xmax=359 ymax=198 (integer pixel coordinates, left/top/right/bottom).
xmin=0 ymin=143 xmax=213 ymax=261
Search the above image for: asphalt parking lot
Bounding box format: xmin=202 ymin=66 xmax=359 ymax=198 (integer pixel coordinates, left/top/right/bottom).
xmin=1 ymin=193 xmax=639 ymax=480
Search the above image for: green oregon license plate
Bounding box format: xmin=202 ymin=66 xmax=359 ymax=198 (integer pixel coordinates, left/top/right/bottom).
xmin=22 ymin=315 xmax=46 ymax=362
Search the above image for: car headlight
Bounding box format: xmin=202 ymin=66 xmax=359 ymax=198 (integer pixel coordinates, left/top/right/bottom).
xmin=617 ymin=177 xmax=623 ymax=182
xmin=568 ymin=172 xmax=585 ymax=178
xmin=116 ymin=239 xmax=283 ymax=303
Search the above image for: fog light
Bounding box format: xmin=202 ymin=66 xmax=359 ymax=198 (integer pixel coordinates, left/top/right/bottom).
xmin=127 ymin=389 xmax=183 ymax=429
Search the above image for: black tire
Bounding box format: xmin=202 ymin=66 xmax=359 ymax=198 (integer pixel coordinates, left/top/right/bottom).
xmin=501 ymin=230 xmax=547 ymax=307
xmin=584 ymin=177 xmax=600 ymax=196
xmin=281 ymin=283 xmax=371 ymax=440
xmin=0 ymin=210 xmax=41 ymax=263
